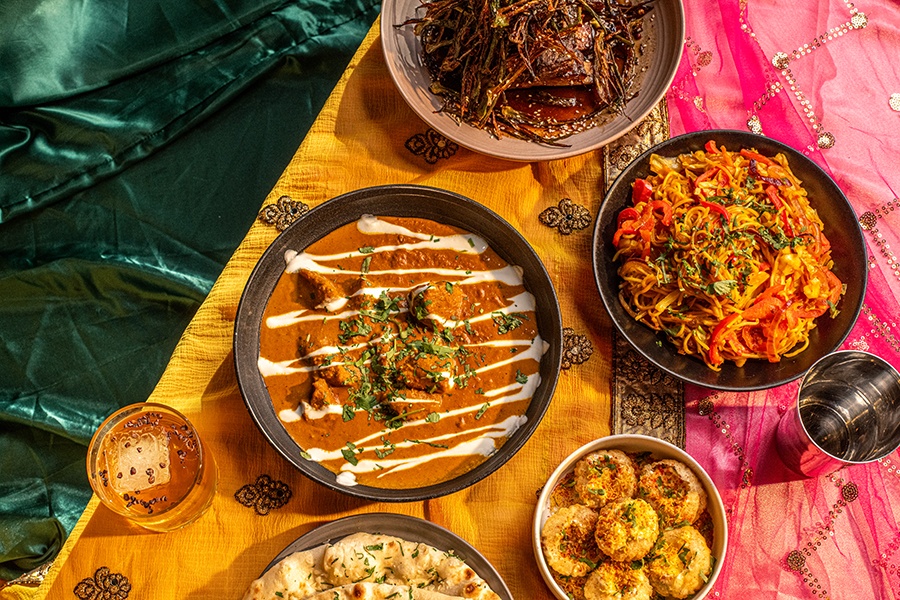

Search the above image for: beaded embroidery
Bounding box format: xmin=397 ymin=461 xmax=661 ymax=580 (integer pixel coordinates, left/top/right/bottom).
xmin=741 ymin=0 xmax=868 ymax=151
xmin=538 ymin=198 xmax=592 ymax=235
xmin=73 ymin=567 xmax=131 ymax=600
xmin=235 ymin=474 xmax=292 ymax=515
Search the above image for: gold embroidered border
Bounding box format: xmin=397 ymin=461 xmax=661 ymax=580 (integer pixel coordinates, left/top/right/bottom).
xmin=604 ymin=101 xmax=686 ymax=448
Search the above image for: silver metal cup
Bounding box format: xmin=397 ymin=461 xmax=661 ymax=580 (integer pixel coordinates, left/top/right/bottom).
xmin=776 ymin=350 xmax=900 ymax=477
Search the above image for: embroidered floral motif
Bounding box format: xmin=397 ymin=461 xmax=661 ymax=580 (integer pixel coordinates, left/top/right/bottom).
xmin=561 ymin=327 xmax=593 ymax=369
xmin=816 ymin=131 xmax=835 ymax=149
xmin=620 ymin=390 xmax=681 ymax=432
xmin=859 ymin=211 xmax=877 ymax=231
xmin=538 ymin=198 xmax=592 ymax=235
xmin=606 ymin=111 xmax=669 ymax=175
xmin=747 ymin=114 xmax=764 ymax=135
xmin=842 ymin=481 xmax=859 ymax=502
xmin=684 ymin=37 xmax=714 ymax=76
xmin=235 ymin=474 xmax=292 ymax=515
xmin=611 ymin=336 xmax=685 ymax=447
xmin=73 ymin=567 xmax=131 ymax=600
xmin=258 ymin=195 xmax=309 ymax=231
xmin=405 ymin=129 xmax=459 ymax=163
xmin=786 ymin=550 xmax=806 ymax=571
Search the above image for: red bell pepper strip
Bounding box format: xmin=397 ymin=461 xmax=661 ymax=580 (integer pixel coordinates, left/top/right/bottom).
xmin=825 ymin=270 xmax=843 ymax=304
xmin=632 ymin=178 xmax=654 ymax=204
xmin=763 ymin=185 xmax=795 ymax=236
xmin=693 ymin=168 xmax=716 ymax=189
xmin=705 ymin=140 xmax=719 ymax=154
xmin=742 ymin=294 xmax=786 ymax=321
xmin=698 ymin=198 xmax=730 ymax=223
xmin=708 ymin=313 xmax=740 ymax=366
xmin=648 ymin=200 xmax=673 ymax=226
xmin=764 ymin=185 xmax=784 ymax=209
xmin=742 ymin=284 xmax=785 ymax=322
xmin=740 ymin=148 xmax=774 ymax=165
xmin=612 ymin=227 xmax=635 ymax=248
xmin=617 ymin=207 xmax=640 ymax=229
xmin=790 ymin=301 xmax=829 ymax=319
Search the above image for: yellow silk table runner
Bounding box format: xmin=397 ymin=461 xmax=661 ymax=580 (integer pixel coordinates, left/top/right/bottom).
xmin=17 ymin=18 xmax=628 ymax=600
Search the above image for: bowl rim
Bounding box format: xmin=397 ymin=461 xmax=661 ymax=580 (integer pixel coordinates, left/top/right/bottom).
xmin=591 ymin=129 xmax=868 ymax=391
xmin=234 ymin=184 xmax=563 ymax=501
xmin=379 ymin=0 xmax=686 ymax=161
xmin=258 ymin=512 xmax=514 ymax=600
xmin=532 ymin=433 xmax=728 ymax=600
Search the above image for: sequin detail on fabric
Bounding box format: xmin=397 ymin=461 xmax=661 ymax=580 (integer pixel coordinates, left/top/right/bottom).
xmin=539 ymin=198 xmax=591 ymax=235
xmin=784 ymin=475 xmax=859 ymax=598
xmin=405 ymin=128 xmax=459 ymax=163
xmin=890 ymin=94 xmax=900 ymax=112
xmin=234 ymin=474 xmax=292 ymax=515
xmin=697 ymin=393 xmax=752 ymax=487
xmin=258 ymin=195 xmax=309 ymax=231
xmin=742 ymin=0 xmax=867 ymax=151
xmin=73 ymin=567 xmax=131 ymax=600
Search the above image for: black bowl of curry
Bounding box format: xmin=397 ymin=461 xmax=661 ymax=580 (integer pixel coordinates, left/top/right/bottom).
xmin=235 ymin=184 xmax=563 ymax=501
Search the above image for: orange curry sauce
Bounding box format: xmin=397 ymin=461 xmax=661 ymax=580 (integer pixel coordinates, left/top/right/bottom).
xmin=258 ymin=215 xmax=546 ymax=489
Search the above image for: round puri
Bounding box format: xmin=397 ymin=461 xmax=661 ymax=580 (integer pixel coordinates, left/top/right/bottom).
xmin=574 ymin=450 xmax=637 ymax=508
xmin=647 ymin=526 xmax=713 ymax=599
xmin=541 ymin=505 xmax=602 ymax=578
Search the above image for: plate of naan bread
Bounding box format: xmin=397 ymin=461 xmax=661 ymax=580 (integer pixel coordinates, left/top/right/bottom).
xmin=242 ymin=512 xmax=512 ymax=600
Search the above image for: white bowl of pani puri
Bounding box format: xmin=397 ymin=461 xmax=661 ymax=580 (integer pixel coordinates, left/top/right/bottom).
xmin=533 ymin=434 xmax=727 ymax=600
xmin=235 ymin=185 xmax=563 ymax=501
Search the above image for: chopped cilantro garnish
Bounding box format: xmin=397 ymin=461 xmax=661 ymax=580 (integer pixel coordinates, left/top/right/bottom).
xmin=492 ymin=311 xmax=527 ymax=334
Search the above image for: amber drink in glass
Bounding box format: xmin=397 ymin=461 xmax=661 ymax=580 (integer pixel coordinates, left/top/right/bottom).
xmin=87 ymin=403 xmax=217 ymax=531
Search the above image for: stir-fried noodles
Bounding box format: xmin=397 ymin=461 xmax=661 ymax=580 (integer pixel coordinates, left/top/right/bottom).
xmin=612 ymin=141 xmax=845 ymax=370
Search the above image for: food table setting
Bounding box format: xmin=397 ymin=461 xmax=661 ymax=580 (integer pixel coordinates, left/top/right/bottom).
xmin=2 ymin=0 xmax=900 ymax=599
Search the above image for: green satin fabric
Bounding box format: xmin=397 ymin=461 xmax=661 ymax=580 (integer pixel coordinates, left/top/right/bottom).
xmin=0 ymin=0 xmax=381 ymax=580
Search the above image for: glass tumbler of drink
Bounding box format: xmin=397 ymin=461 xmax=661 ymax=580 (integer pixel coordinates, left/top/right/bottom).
xmin=87 ymin=402 xmax=218 ymax=531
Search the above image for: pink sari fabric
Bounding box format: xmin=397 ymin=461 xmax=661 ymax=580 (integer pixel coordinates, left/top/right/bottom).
xmin=668 ymin=0 xmax=900 ymax=598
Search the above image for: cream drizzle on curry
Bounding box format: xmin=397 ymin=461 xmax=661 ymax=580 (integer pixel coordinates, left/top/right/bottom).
xmin=258 ymin=215 xmax=546 ymax=489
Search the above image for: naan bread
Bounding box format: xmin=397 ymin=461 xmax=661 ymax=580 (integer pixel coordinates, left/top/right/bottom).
xmin=302 ymin=582 xmax=460 ymax=600
xmin=323 ymin=533 xmax=498 ymax=600
xmin=242 ymin=544 xmax=329 ymax=600
xmin=243 ymin=532 xmax=501 ymax=600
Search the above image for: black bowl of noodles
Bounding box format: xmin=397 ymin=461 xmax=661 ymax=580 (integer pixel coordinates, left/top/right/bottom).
xmin=235 ymin=184 xmax=563 ymax=501
xmin=592 ymin=130 xmax=867 ymax=391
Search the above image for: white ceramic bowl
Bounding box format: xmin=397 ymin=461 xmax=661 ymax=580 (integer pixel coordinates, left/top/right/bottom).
xmin=533 ymin=434 xmax=727 ymax=600
xmin=380 ymin=0 xmax=685 ymax=162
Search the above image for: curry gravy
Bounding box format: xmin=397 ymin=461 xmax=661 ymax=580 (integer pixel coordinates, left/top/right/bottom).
xmin=258 ymin=215 xmax=545 ymax=488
